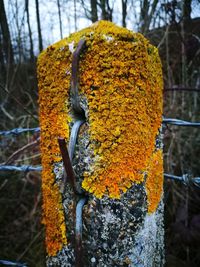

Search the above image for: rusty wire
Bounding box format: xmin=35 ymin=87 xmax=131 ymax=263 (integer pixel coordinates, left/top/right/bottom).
xmin=71 ymin=39 xmax=86 ymax=116
xmin=57 ymin=39 xmax=88 ymax=267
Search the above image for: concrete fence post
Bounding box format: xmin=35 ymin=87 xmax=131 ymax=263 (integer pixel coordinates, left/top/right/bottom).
xmin=37 ymin=21 xmax=164 ymax=267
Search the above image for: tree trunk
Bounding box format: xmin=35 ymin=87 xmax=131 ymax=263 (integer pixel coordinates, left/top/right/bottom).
xmin=122 ymin=0 xmax=127 ymax=27
xmin=57 ymin=0 xmax=63 ymax=39
xmin=35 ymin=0 xmax=43 ymax=52
xmin=74 ymin=0 xmax=77 ymax=31
xmin=0 ymin=33 xmax=6 ymax=79
xmin=99 ymin=0 xmax=113 ymax=21
xmin=0 ymin=0 xmax=14 ymax=65
xmin=183 ymin=0 xmax=192 ymax=21
xmin=90 ymin=0 xmax=98 ymax=23
xmin=139 ymin=0 xmax=159 ymax=34
xmin=140 ymin=0 xmax=149 ymax=33
xmin=25 ymin=0 xmax=34 ymax=61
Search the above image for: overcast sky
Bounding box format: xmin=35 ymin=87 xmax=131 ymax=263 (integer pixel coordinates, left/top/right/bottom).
xmin=4 ymin=0 xmax=200 ymax=55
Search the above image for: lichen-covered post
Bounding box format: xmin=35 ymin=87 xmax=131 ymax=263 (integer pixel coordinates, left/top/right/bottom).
xmin=37 ymin=21 xmax=164 ymax=267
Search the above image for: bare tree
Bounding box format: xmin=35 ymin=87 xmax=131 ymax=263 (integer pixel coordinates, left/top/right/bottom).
xmin=91 ymin=0 xmax=98 ymax=22
xmin=35 ymin=0 xmax=43 ymax=52
xmin=0 ymin=0 xmax=14 ymax=65
xmin=122 ymin=0 xmax=128 ymax=27
xmin=57 ymin=0 xmax=63 ymax=39
xmin=80 ymin=0 xmax=98 ymax=23
xmin=99 ymin=0 xmax=113 ymax=21
xmin=74 ymin=0 xmax=77 ymax=31
xmin=139 ymin=0 xmax=159 ymax=34
xmin=183 ymin=0 xmax=192 ymax=21
xmin=25 ymin=0 xmax=34 ymax=61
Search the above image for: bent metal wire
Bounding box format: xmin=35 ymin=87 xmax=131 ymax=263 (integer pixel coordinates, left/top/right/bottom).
xmin=57 ymin=39 xmax=87 ymax=267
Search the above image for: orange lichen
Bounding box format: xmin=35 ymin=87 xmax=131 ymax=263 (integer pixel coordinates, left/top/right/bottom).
xmin=37 ymin=20 xmax=163 ymax=255
xmin=37 ymin=45 xmax=70 ymax=255
xmin=78 ymin=22 xmax=163 ymax=201
xmin=145 ymin=150 xmax=164 ymax=213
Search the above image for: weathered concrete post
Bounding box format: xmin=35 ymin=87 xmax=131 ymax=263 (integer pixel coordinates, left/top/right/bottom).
xmin=37 ymin=21 xmax=164 ymax=267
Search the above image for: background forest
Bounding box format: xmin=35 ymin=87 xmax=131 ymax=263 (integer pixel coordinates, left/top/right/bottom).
xmin=0 ymin=0 xmax=200 ymax=266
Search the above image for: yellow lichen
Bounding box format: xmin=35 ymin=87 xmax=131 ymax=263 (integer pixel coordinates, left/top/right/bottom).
xmin=37 ymin=20 xmax=163 ymax=256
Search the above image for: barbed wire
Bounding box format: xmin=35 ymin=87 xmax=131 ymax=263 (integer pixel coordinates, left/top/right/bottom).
xmin=0 ymin=118 xmax=200 ymax=137
xmin=0 ymin=165 xmax=42 ymax=172
xmin=0 ymin=127 xmax=40 ymax=136
xmin=162 ymin=118 xmax=200 ymax=127
xmin=0 ymin=164 xmax=200 ymax=188
xmin=0 ymin=259 xmax=27 ymax=267
xmin=164 ymin=173 xmax=200 ymax=187
xmin=0 ymin=119 xmax=200 ymax=187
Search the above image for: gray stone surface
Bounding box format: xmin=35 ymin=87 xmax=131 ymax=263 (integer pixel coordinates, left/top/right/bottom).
xmin=46 ymin=121 xmax=164 ymax=267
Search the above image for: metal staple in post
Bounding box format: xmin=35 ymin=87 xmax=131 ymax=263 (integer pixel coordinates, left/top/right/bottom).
xmin=71 ymin=39 xmax=86 ymax=116
xmin=57 ymin=39 xmax=88 ymax=267
xmin=58 ymin=137 xmax=80 ymax=195
xmin=75 ymin=197 xmax=87 ymax=267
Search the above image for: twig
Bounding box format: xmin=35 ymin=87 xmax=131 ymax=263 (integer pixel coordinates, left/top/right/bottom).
xmin=5 ymin=138 xmax=40 ymax=164
xmin=17 ymin=230 xmax=43 ymax=261
xmin=0 ymin=83 xmax=38 ymax=122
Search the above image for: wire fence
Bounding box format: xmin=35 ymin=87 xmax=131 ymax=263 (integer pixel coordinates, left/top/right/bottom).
xmin=1 ymin=117 xmax=200 ymax=137
xmin=164 ymin=173 xmax=200 ymax=187
xmin=1 ymin=163 xmax=200 ymax=188
xmin=162 ymin=118 xmax=200 ymax=127
xmin=0 ymin=260 xmax=27 ymax=267
xmin=0 ymin=165 xmax=42 ymax=172
xmin=0 ymin=127 xmax=40 ymax=136
xmin=0 ymin=117 xmax=200 ymax=187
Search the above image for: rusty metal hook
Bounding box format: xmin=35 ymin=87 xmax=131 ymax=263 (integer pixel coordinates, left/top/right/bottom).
xmin=57 ymin=38 xmax=88 ymax=267
xmin=71 ymin=39 xmax=86 ymax=117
